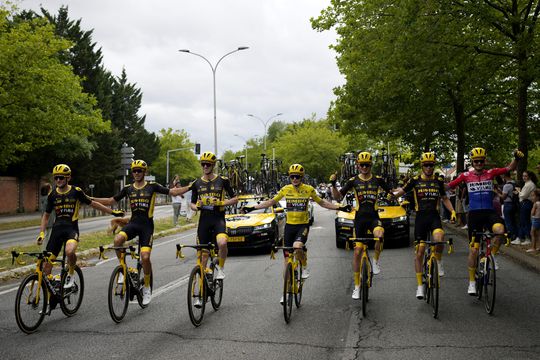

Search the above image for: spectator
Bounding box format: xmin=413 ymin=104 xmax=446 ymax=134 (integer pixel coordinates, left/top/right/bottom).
xmin=502 ymin=172 xmax=519 ymax=242
xmin=492 ymin=176 xmax=503 ymax=217
xmin=183 ymin=186 xmax=194 ymax=222
xmin=517 ymin=171 xmax=537 ymax=245
xmin=171 ymin=181 xmax=184 ymax=226
xmin=528 ymin=189 xmax=540 ymax=252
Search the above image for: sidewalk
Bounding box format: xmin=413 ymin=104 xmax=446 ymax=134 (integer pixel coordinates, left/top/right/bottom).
xmin=442 ymin=222 xmax=540 ymax=273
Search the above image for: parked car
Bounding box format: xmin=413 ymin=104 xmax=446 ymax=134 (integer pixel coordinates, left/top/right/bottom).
xmin=335 ymin=193 xmax=410 ymax=249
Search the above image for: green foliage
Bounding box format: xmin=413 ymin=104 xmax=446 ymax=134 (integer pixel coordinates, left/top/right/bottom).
xmin=0 ymin=9 xmax=108 ymax=171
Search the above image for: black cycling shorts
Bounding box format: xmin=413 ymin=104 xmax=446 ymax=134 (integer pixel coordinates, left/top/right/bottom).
xmin=120 ymin=220 xmax=154 ymax=249
xmin=354 ymin=211 xmax=382 ymax=238
xmin=467 ymin=210 xmax=504 ymax=242
xmin=46 ymin=224 xmax=79 ymax=257
xmin=284 ymin=223 xmax=310 ymax=247
xmin=197 ymin=212 xmax=227 ymax=245
xmin=414 ymin=210 xmax=442 ymax=244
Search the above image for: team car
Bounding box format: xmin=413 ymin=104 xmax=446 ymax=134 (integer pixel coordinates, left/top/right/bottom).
xmin=225 ymin=196 xmax=286 ymax=250
xmin=335 ymin=193 xmax=410 ymax=248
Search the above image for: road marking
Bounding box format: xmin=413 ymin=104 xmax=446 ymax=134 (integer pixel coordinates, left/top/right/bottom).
xmin=129 ymin=274 xmax=190 ymax=304
xmin=0 ymin=286 xmax=19 ymax=296
xmin=311 ymin=226 xmax=324 ymax=229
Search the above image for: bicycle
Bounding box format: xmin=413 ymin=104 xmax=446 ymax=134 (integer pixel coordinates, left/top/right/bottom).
xmin=175 ymin=242 xmax=224 ymax=327
xmin=347 ymin=237 xmax=374 ymax=317
xmin=270 ymin=245 xmax=305 ymax=323
xmin=471 ymin=231 xmax=509 ymax=315
xmin=99 ymin=243 xmax=153 ymax=323
xmin=12 ymin=246 xmax=84 ymax=334
xmin=419 ymin=238 xmax=453 ymax=319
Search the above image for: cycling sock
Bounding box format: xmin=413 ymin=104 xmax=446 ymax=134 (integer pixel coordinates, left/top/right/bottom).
xmin=144 ymin=274 xmax=151 ymax=287
xmin=416 ymin=273 xmax=423 ymax=286
xmin=434 ymin=252 xmax=442 ymax=261
xmin=219 ymin=258 xmax=225 ymax=268
xmin=301 ymin=258 xmax=307 ymax=267
xmin=374 ymin=250 xmax=380 ymax=261
xmin=492 ymin=244 xmax=500 ymax=255
xmin=468 ymin=267 xmax=476 ymax=282
xmin=68 ymin=264 xmax=75 ymax=276
xmin=354 ymin=272 xmax=360 ymax=286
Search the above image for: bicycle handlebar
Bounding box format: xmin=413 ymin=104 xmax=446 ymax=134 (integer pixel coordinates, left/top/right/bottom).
xmin=175 ymin=243 xmax=217 ymax=260
xmin=11 ymin=250 xmax=55 ymax=266
xmin=98 ymin=245 xmax=138 ymax=260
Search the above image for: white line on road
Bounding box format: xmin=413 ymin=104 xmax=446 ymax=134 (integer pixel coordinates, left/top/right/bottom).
xmin=129 ymin=274 xmax=190 ymax=304
xmin=0 ymin=286 xmax=18 ymax=296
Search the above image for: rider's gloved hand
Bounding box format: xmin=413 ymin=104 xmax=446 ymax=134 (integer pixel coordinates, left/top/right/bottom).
xmin=211 ymin=198 xmax=225 ymax=207
xmin=242 ymin=206 xmax=256 ymax=214
xmin=338 ymin=204 xmax=352 ymax=212
xmin=36 ymin=231 xmax=45 ymax=245
xmin=111 ymin=210 xmax=125 ymax=217
xmin=386 ymin=192 xmax=395 ymax=201
xmin=329 ymin=173 xmax=337 ymax=187
xmin=514 ymin=149 xmax=524 ymax=160
xmin=450 ymin=210 xmax=457 ymax=223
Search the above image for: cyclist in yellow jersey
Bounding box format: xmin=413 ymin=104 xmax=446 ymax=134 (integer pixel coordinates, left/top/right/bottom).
xmin=94 ymin=159 xmax=190 ymax=305
xmin=37 ymin=164 xmax=124 ymax=286
xmin=244 ymin=164 xmax=350 ymax=302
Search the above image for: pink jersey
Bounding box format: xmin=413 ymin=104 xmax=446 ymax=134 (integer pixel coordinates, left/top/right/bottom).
xmin=448 ymin=168 xmax=508 ymax=211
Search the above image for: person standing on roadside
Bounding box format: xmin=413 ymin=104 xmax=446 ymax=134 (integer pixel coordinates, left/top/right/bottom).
xmin=501 ymin=172 xmax=519 ymax=243
xmin=171 ymin=181 xmax=184 ymax=226
xmin=528 ymin=189 xmax=540 ymax=252
xmin=517 ymin=171 xmax=538 ymax=245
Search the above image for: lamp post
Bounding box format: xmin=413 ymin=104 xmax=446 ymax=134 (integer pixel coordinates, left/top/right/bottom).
xmin=234 ymin=134 xmax=249 ymax=169
xmin=247 ymin=113 xmax=283 ymax=152
xmin=179 ymin=47 xmax=249 ymax=156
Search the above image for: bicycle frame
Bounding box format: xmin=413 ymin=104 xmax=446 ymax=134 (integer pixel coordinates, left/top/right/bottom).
xmin=99 ymin=244 xmax=141 ymax=296
xmin=272 ymin=246 xmax=302 ymax=294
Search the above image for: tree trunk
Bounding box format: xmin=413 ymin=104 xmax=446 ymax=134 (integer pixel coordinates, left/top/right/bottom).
xmin=516 ymin=51 xmax=530 ymax=174
xmin=448 ymin=88 xmax=466 ymax=174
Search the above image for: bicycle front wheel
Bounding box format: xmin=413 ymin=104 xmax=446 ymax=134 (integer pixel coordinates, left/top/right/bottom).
xmin=187 ymin=266 xmax=205 ymax=327
xmin=429 ymin=260 xmax=439 ymax=319
xmin=108 ymin=266 xmax=129 ymax=323
xmin=484 ymin=255 xmax=496 ymax=314
xmin=15 ymin=274 xmax=47 ymax=334
xmin=60 ymin=266 xmax=85 ymax=316
xmin=294 ymin=262 xmax=303 ymax=308
xmin=210 ymin=259 xmax=224 ymax=310
xmin=361 ymin=258 xmax=369 ymax=317
xmin=283 ymin=262 xmax=293 ymax=323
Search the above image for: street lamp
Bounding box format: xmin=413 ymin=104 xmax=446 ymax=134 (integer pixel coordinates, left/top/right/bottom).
xmin=247 ymin=113 xmax=283 ymax=152
xmin=179 ymin=47 xmax=249 ymax=156
xmin=234 ymin=134 xmax=248 ymax=169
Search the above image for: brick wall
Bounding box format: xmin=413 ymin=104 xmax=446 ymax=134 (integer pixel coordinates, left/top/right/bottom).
xmin=0 ymin=176 xmax=40 ymax=214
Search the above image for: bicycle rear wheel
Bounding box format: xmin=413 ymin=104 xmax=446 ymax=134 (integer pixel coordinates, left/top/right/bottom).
xmin=361 ymin=258 xmax=369 ymax=317
xmin=210 ymin=259 xmax=224 ymax=310
xmin=484 ymin=255 xmax=496 ymax=314
xmin=283 ymin=262 xmax=293 ymax=323
xmin=429 ymin=260 xmax=439 ymax=318
xmin=108 ymin=266 xmax=129 ymax=323
xmin=294 ymin=263 xmax=303 ymax=308
xmin=187 ymin=266 xmax=205 ymax=327
xmin=15 ymin=274 xmax=47 ymax=334
xmin=60 ymin=266 xmax=84 ymax=316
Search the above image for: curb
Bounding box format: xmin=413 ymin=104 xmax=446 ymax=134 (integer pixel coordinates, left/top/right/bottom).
xmin=442 ymin=223 xmax=540 ymax=274
xmin=0 ymin=223 xmax=197 ymax=282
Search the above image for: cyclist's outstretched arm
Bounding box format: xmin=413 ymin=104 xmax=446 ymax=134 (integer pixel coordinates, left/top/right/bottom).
xmin=253 ymin=199 xmax=277 ymax=210
xmin=89 ymin=200 xmax=123 ymax=216
xmin=92 ymin=196 xmax=117 ymax=206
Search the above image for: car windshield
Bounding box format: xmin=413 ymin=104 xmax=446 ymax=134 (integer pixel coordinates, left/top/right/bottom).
xmin=342 ymin=191 xmax=400 ymax=207
xmin=238 ymin=200 xmax=272 ymax=214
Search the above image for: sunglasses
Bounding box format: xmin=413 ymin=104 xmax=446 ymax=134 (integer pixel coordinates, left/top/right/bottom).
xmin=54 ymin=176 xmax=66 ymax=180
xmin=359 ymin=163 xmax=371 ymax=168
xmin=290 ymin=175 xmax=302 ymax=180
xmin=201 ymin=163 xmax=213 ymax=168
xmin=132 ymin=169 xmax=144 ymax=174
xmin=422 ymin=163 xmax=435 ymax=168
xmin=473 ymin=159 xmax=485 ymax=164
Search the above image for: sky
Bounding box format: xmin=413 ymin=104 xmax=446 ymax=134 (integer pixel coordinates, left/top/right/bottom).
xmin=20 ymin=0 xmax=343 ymax=156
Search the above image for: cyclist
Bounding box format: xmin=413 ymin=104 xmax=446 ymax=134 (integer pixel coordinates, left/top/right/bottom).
xmin=330 ymin=151 xmax=393 ymax=299
xmin=392 ymin=152 xmax=456 ymax=299
xmin=189 ymin=151 xmax=238 ymax=291
xmin=94 ymin=159 xmax=189 ymax=305
xmin=447 ymin=147 xmax=523 ymax=295
xmin=244 ymin=164 xmax=350 ymax=303
xmin=37 ymin=164 xmax=124 ymax=287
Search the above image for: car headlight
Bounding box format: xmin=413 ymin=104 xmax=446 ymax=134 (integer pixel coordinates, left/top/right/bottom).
xmin=254 ymin=223 xmax=272 ymax=231
xmin=337 ymin=218 xmax=354 ymax=226
xmin=392 ymin=216 xmax=408 ymax=223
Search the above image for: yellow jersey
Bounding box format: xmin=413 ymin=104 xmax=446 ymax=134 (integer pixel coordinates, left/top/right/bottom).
xmin=273 ymin=183 xmax=322 ymax=225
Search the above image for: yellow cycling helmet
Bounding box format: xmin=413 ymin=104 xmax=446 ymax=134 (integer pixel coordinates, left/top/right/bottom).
xmin=357 ymin=151 xmax=372 ymax=164
xmin=52 ymin=164 xmax=71 ymax=176
xmin=288 ymin=164 xmax=305 ymax=176
xmin=420 ymin=152 xmax=436 ymax=164
xmin=470 ymin=147 xmax=486 ymax=160
xmin=131 ymin=159 xmax=148 ymax=170
xmin=200 ymin=151 xmax=217 ymax=164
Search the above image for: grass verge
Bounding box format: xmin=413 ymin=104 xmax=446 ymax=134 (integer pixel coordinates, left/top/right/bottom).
xmin=0 ymin=219 xmax=41 ymax=231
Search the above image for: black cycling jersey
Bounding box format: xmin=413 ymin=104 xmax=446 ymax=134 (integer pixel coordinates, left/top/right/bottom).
xmin=45 ymin=185 xmax=92 ymax=226
xmin=339 ymin=175 xmax=392 ymax=214
xmin=113 ymin=181 xmax=169 ymax=223
xmin=402 ymin=175 xmax=446 ymax=212
xmin=190 ymin=175 xmax=235 ymax=214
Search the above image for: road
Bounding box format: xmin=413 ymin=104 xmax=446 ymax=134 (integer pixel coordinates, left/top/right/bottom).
xmin=1 ymin=207 xmax=539 ymax=359
xmin=0 ymin=206 xmax=174 ymax=249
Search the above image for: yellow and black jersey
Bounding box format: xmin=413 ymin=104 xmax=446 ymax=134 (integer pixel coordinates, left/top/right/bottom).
xmin=190 ymin=175 xmax=235 ymax=214
xmin=45 ymin=185 xmax=92 ymax=226
xmin=339 ymin=175 xmax=391 ymax=214
xmin=273 ymin=183 xmax=322 ymax=225
xmin=402 ymin=175 xmax=446 ymax=212
xmin=114 ymin=181 xmax=169 ymax=222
